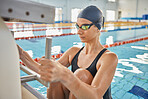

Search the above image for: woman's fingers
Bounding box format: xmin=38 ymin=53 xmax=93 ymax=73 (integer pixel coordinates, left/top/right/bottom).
xmin=17 ymin=45 xmax=23 ymax=51
xmin=17 ymin=45 xmax=24 ymax=59
xmin=38 ymin=58 xmax=51 ymax=65
xmin=39 ymin=65 xmax=54 ymax=72
xmin=41 ymin=56 xmax=55 ymax=61
xmin=40 ymin=76 xmax=48 ymax=82
xmin=16 ymin=44 xmax=20 ymax=48
xmin=39 ymin=70 xmax=50 ymax=76
xmin=38 ymin=59 xmax=63 ymax=82
xmin=17 ymin=45 xmax=21 ymax=53
xmin=39 ymin=67 xmax=55 ymax=82
xmin=40 ymin=75 xmax=51 ymax=82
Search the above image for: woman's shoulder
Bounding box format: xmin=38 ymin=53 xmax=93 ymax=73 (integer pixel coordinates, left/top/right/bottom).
xmin=67 ymin=46 xmax=82 ymax=55
xmin=66 ymin=47 xmax=82 ymax=64
xmin=104 ymin=50 xmax=117 ymax=58
xmin=63 ymin=46 xmax=82 ymax=57
xmin=70 ymin=46 xmax=81 ymax=51
xmin=57 ymin=47 xmax=82 ymax=66
xmin=97 ymin=50 xmax=118 ymax=69
xmin=100 ymin=50 xmax=118 ymax=64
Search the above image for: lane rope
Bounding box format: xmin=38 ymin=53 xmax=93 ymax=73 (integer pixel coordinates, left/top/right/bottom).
xmin=20 ymin=36 xmax=148 ymax=66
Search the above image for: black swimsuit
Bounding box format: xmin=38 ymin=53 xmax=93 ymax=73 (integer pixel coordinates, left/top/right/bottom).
xmin=71 ymin=47 xmax=112 ymax=99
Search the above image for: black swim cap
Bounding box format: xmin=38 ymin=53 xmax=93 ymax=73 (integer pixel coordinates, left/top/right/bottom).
xmin=77 ymin=5 xmax=104 ymax=30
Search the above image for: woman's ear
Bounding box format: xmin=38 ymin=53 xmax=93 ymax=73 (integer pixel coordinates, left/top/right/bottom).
xmin=94 ymin=25 xmax=99 ymax=31
xmin=98 ymin=30 xmax=101 ymax=36
xmin=97 ymin=28 xmax=101 ymax=33
xmin=98 ymin=29 xmax=100 ymax=32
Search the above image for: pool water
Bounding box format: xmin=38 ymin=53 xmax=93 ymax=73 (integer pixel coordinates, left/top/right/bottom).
xmin=16 ymin=28 xmax=148 ymax=99
xmin=109 ymin=40 xmax=148 ymax=99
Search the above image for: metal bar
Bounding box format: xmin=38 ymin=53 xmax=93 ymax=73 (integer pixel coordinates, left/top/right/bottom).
xmin=45 ymin=37 xmax=52 ymax=59
xmin=21 ymin=75 xmax=37 ymax=83
xmin=20 ymin=64 xmax=49 ymax=87
xmin=22 ymin=83 xmax=46 ymax=99
xmin=43 ymin=37 xmax=53 ymax=87
xmin=20 ymin=36 xmax=53 ymax=88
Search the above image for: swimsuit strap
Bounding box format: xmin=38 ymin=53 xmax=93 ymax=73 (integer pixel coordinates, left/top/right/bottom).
xmin=71 ymin=47 xmax=84 ymax=72
xmin=86 ymin=48 xmax=107 ymax=77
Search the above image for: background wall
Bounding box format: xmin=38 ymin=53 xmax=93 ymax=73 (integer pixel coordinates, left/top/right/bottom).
xmin=118 ymin=0 xmax=148 ymax=18
xmin=29 ymin=0 xmax=148 ymax=22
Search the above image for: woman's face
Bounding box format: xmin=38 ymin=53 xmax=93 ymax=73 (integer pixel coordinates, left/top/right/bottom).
xmin=76 ymin=18 xmax=99 ymax=43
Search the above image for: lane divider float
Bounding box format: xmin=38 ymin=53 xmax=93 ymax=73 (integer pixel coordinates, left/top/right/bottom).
xmin=15 ymin=33 xmax=77 ymax=40
xmin=20 ymin=36 xmax=148 ymax=66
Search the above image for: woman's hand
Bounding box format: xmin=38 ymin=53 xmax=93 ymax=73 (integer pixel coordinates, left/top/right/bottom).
xmin=38 ymin=58 xmax=67 ymax=83
xmin=17 ymin=44 xmax=41 ymax=73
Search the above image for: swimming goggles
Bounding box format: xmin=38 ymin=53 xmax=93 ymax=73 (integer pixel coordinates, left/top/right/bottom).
xmin=75 ymin=23 xmax=93 ymax=30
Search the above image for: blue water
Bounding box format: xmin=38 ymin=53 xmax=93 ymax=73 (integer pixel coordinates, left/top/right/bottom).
xmin=108 ymin=40 xmax=148 ymax=99
xmin=16 ymin=28 xmax=148 ymax=98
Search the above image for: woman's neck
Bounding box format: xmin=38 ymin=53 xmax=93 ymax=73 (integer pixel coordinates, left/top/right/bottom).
xmin=84 ymin=38 xmax=104 ymax=54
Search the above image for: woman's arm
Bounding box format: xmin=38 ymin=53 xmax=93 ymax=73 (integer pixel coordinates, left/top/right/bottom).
xmin=17 ymin=45 xmax=79 ymax=73
xmin=57 ymin=47 xmax=80 ymax=67
xmin=39 ymin=52 xmax=118 ymax=99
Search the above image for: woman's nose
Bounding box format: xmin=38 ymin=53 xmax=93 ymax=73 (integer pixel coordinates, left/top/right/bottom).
xmin=77 ymin=28 xmax=83 ymax=35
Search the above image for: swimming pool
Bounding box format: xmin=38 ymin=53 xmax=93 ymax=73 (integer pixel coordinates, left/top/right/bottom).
xmin=16 ymin=26 xmax=148 ymax=99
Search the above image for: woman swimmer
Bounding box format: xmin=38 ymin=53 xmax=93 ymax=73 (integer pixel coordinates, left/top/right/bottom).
xmin=17 ymin=5 xmax=118 ymax=99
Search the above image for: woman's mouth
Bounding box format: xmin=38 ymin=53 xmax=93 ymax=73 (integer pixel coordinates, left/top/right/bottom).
xmin=80 ymin=37 xmax=85 ymax=39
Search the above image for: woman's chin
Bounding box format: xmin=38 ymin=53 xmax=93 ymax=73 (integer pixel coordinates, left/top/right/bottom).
xmin=81 ymin=40 xmax=86 ymax=43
